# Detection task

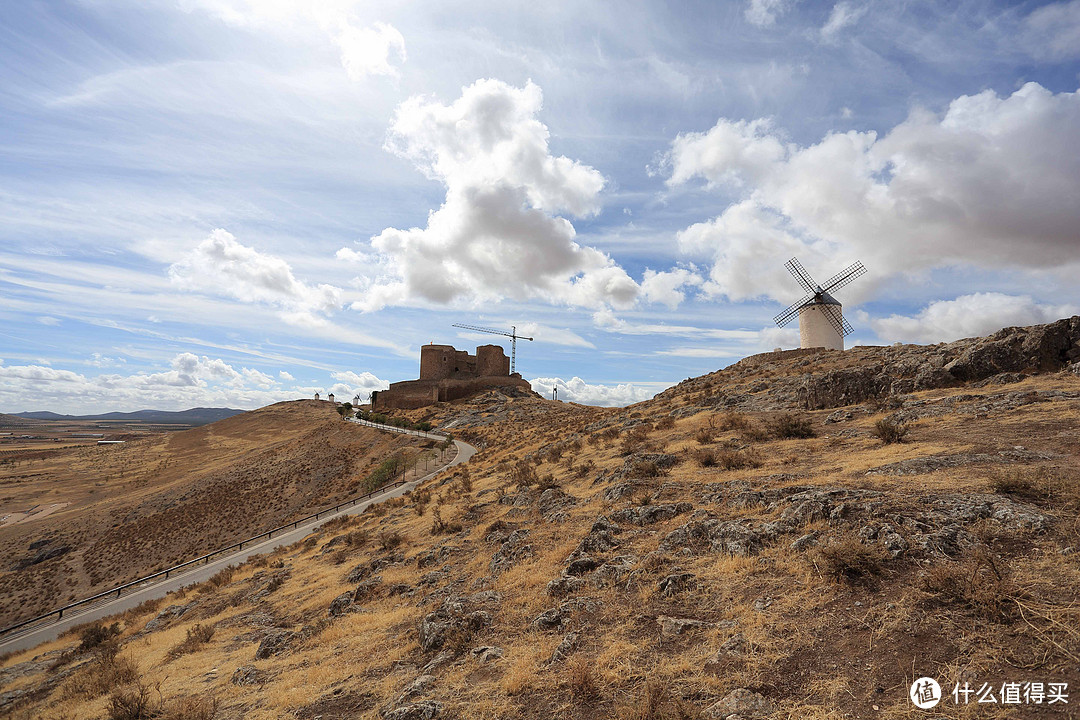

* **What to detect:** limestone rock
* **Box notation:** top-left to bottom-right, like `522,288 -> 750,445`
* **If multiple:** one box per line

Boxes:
704,688 -> 775,719
657,616 -> 711,641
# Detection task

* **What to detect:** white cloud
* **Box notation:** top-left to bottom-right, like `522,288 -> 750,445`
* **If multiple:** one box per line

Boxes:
180,0 -> 406,79
37,316 -> 61,326
745,0 -> 794,28
335,21 -> 406,79
871,293 -> 1079,344
344,79 -> 641,312
1021,0 -> 1080,61
665,118 -> 785,188
330,370 -> 390,394
529,376 -> 668,407
169,229 -> 343,325
666,83 -> 1080,304
88,353 -> 127,368
640,268 -> 704,309
0,353 -> 384,414
278,370 -> 295,381
821,2 -> 867,40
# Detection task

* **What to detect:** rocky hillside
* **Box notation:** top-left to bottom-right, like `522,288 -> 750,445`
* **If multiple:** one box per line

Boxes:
3,319 -> 1079,720
0,401 -> 429,627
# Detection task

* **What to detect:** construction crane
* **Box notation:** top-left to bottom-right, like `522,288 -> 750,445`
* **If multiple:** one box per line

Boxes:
452,323 -> 533,375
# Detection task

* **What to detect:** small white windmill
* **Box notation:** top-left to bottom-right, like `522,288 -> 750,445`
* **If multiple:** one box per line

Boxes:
773,257 -> 866,351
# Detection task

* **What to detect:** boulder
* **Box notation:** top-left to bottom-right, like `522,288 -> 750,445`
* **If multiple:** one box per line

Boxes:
704,688 -> 775,719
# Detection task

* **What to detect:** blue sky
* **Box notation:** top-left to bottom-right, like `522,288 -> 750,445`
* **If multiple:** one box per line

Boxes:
3,0 -> 1080,412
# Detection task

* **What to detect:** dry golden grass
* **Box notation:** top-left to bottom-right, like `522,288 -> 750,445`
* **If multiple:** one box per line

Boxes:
6,369 -> 1080,720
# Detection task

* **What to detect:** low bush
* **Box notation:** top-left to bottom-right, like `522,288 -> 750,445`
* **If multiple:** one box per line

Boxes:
378,530 -> 403,551
167,624 -> 215,660
770,414 -> 816,439
922,550 -> 1015,621
567,657 -> 601,706
814,536 -> 886,583
872,417 -> 909,444
716,449 -> 762,470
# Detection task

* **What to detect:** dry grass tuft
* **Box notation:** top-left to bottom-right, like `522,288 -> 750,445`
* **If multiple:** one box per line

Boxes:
871,417 -> 909,444
166,623 -> 215,660
921,550 -> 1016,621
567,657 -> 602,706
813,536 -> 886,583
770,414 -> 816,439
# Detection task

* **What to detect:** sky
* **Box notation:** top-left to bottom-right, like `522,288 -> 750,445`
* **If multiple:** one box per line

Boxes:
2,0 -> 1080,413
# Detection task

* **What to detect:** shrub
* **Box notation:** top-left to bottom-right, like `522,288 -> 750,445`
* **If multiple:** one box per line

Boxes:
575,459 -> 594,479
627,459 -> 661,479
167,624 -> 215,659
510,459 -> 537,488
770,414 -> 816,439
107,681 -> 159,720
378,530 -> 403,551
430,506 -> 463,535
694,428 -> 714,445
814,536 -> 886,583
716,449 -> 762,470
872,417 -> 909,444
619,426 -> 650,455
65,653 -> 140,700
716,412 -> 752,432
922,551 -> 1014,621
456,469 -> 473,494
567,657 -> 601,706
654,416 -> 675,430
78,622 -> 121,653
692,448 -> 717,467
207,565 -> 235,588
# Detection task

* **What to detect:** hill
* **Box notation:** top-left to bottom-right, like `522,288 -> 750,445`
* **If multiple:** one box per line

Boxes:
0,401 -> 432,628
4,319 -> 1080,720
12,407 -> 245,425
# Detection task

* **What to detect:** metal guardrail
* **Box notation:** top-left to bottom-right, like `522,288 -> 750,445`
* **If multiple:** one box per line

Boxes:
0,418 -> 454,641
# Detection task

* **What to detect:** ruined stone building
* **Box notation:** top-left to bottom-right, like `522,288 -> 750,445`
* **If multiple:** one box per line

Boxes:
372,343 -> 532,410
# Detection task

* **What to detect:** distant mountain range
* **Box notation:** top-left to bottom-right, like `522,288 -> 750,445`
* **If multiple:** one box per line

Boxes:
11,407 -> 246,425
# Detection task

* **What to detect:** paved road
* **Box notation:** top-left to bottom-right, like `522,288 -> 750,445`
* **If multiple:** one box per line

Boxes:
0,427 -> 475,654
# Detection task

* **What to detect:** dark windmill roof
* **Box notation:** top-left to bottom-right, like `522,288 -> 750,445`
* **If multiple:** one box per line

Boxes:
809,290 -> 841,306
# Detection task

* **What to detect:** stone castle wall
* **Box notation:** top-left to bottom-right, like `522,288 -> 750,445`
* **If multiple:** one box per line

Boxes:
375,343 -> 524,410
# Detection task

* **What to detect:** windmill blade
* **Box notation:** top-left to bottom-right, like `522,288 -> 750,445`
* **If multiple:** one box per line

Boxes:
773,294 -> 813,327
820,304 -> 854,337
820,261 -> 866,294
785,257 -> 818,294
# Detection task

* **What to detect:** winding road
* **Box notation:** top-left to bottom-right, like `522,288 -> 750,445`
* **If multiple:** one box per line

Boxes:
0,421 -> 475,654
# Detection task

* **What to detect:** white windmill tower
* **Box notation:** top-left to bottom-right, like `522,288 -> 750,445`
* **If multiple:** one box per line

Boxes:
773,257 -> 866,351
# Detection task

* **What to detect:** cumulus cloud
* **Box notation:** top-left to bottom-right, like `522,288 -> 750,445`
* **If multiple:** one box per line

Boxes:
181,0 -> 406,79
666,83 -> 1080,303
330,370 -> 390,395
745,0 -> 794,27
170,229 -> 343,325
344,79 -> 641,312
821,2 -> 867,40
529,376 -> 666,407
871,293 -> 1079,344
0,353 -> 391,414
1021,0 -> 1080,61
0,354 -> 268,413
638,268 -> 705,309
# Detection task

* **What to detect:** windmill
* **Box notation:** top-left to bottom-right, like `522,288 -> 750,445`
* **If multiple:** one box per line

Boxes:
773,258 -> 866,351
452,323 -> 533,374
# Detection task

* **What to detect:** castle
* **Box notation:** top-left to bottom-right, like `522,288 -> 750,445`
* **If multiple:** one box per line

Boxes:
371,343 -> 532,410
